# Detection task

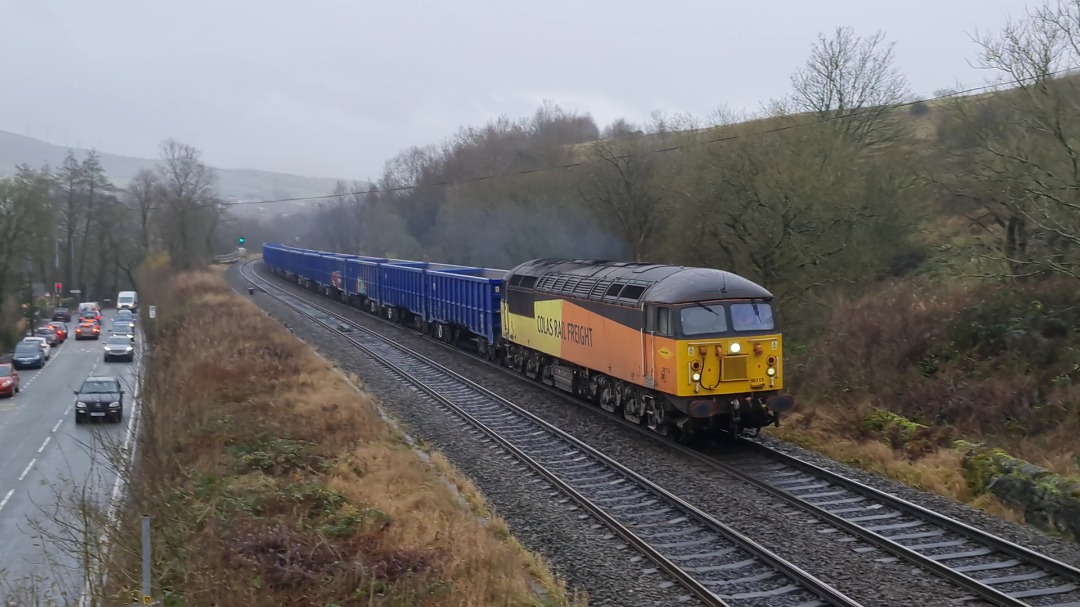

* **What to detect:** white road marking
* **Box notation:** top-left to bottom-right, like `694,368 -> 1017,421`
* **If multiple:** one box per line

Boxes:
0,489 -> 12,512
64,405 -> 71,416
37,436 -> 50,453
18,459 -> 35,481
80,324 -> 144,607
51,418 -> 63,433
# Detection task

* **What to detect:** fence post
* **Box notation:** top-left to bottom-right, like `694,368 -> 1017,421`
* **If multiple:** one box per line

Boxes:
141,515 -> 151,603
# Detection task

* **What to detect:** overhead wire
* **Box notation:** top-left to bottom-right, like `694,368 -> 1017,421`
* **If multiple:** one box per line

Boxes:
200,65 -> 1079,210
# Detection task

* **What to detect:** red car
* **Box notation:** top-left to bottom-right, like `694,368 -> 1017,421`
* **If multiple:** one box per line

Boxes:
0,364 -> 19,397
47,321 -> 68,342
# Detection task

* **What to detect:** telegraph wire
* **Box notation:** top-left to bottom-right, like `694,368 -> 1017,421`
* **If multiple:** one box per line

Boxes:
209,65 -> 1080,210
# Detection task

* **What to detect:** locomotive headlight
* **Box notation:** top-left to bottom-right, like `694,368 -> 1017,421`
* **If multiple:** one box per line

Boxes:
767,367 -> 776,377
729,342 -> 741,354
692,372 -> 702,382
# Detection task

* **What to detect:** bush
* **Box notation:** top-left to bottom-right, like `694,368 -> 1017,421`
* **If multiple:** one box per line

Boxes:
791,277 -> 1080,473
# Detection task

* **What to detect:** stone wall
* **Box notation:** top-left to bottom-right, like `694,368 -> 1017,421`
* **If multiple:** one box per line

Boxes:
956,441 -> 1080,542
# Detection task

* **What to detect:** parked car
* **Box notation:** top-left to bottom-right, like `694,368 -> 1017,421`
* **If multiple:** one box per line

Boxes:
20,336 -> 51,360
73,375 -> 125,423
102,335 -> 135,362
11,342 -> 44,369
52,307 -> 71,322
0,363 -> 19,397
35,326 -> 61,346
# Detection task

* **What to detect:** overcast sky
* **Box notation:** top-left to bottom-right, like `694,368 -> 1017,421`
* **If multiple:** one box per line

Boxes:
0,0 -> 1030,181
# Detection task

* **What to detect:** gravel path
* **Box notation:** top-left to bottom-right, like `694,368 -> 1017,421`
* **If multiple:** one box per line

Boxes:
228,263 -> 1038,607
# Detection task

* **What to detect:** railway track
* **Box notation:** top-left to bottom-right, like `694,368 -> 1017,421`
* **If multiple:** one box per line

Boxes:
708,442 -> 1080,607
240,260 -> 861,607
246,258 -> 1080,607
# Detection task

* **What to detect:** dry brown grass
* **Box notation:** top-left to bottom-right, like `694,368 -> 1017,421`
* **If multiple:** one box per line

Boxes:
766,410 -> 1024,524
771,277 -> 1080,524
105,268 -> 586,606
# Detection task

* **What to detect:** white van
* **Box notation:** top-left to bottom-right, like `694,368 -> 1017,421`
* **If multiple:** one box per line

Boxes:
116,291 -> 138,311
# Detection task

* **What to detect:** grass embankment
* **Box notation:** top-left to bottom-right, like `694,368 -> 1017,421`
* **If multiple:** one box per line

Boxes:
107,269 -> 585,606
769,278 -> 1080,532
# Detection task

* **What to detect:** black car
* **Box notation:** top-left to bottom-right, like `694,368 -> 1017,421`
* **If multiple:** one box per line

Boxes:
74,376 -> 125,423
102,335 -> 135,362
12,343 -> 45,369
52,307 -> 71,322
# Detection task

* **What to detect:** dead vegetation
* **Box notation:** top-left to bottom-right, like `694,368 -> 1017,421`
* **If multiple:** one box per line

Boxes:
102,267 -> 586,606
770,277 -> 1080,526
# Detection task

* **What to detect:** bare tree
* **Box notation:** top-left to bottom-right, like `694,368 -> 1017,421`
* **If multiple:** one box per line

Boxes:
938,0 -> 1080,280
57,151 -> 83,292
0,166 -> 53,314
668,123 -> 917,304
601,118 -> 639,139
577,137 -> 670,261
75,151 -> 114,291
126,168 -> 160,253
155,139 -> 221,270
788,26 -> 911,147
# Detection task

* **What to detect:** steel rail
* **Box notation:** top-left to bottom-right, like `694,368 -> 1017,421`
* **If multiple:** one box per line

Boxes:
249,258 -> 1080,607
241,260 -> 864,607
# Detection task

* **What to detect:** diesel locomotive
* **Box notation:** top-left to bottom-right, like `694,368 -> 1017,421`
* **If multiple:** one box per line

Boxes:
262,243 -> 794,438
501,258 -> 792,438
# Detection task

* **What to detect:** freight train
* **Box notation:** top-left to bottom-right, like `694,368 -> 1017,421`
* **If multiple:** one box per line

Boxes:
261,243 -> 794,439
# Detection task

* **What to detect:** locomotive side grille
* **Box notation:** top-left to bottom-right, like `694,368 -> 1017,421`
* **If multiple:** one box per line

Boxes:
721,356 -> 748,382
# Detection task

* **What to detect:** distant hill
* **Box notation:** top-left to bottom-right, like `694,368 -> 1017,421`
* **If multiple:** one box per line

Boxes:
0,130 -> 354,201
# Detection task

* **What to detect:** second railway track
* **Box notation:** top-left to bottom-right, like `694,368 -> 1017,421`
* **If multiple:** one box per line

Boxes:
705,442 -> 1080,607
240,259 -> 861,607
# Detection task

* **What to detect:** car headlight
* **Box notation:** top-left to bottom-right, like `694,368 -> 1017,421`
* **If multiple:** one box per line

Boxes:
76,402 -> 86,409
125,346 -> 133,352
1,380 -> 10,387
108,401 -> 120,408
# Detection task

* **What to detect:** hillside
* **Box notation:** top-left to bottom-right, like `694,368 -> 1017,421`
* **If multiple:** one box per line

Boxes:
0,129 -> 352,201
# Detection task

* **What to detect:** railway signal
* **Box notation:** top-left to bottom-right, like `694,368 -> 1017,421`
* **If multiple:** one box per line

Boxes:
237,236 -> 246,245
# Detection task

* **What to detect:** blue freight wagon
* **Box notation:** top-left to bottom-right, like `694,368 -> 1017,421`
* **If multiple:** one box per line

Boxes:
344,256 -> 388,309
261,243 -> 508,352
428,266 -> 507,349
377,260 -> 437,322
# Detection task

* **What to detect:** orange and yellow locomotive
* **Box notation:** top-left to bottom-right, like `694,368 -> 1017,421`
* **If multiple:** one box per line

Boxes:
500,259 -> 793,438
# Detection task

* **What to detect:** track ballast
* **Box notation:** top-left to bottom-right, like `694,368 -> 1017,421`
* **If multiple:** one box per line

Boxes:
241,260 -> 862,607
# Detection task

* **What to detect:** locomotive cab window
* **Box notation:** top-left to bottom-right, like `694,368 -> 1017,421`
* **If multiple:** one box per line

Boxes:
731,302 -> 775,332
679,303 -> 728,336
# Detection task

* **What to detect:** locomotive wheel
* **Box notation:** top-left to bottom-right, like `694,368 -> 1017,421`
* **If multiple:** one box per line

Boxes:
646,401 -> 671,436
622,394 -> 643,425
599,384 -> 619,413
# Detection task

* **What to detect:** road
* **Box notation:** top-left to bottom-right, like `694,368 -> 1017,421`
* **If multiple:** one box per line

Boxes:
0,311 -> 143,605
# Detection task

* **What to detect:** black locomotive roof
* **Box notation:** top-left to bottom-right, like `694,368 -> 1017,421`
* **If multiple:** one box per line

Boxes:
506,259 -> 771,306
